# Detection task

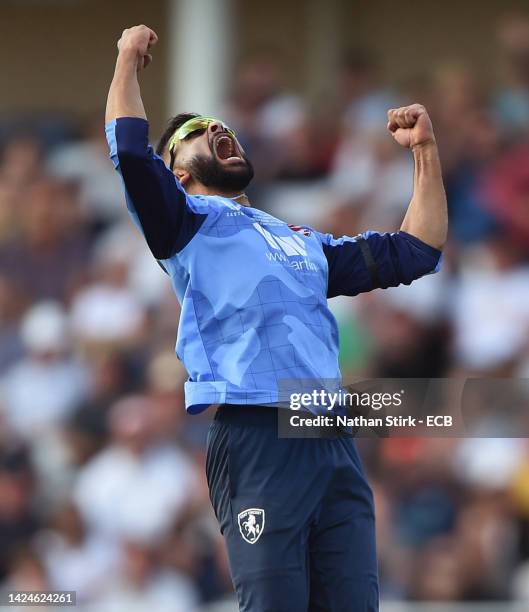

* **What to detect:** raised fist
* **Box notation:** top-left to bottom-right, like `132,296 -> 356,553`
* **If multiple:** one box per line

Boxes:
117,25 -> 158,70
387,104 -> 435,149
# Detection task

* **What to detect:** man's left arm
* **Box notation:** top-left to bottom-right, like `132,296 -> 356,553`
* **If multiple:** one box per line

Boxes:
388,103 -> 447,250
320,104 -> 447,298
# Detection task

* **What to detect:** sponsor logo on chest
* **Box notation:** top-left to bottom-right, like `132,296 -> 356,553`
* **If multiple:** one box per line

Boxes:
252,223 -> 317,272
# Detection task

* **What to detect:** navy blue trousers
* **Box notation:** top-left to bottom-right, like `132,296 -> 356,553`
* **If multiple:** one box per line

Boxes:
206,404 -> 379,611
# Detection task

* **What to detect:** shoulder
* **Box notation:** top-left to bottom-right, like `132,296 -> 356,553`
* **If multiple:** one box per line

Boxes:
185,194 -> 241,215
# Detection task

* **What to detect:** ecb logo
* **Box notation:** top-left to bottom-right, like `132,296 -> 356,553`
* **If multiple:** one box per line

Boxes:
237,508 -> 265,544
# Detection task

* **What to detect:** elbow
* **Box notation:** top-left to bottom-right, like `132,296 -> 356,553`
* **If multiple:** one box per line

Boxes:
416,251 -> 442,280
400,230 -> 446,253
430,237 -> 446,252
146,241 -> 175,261
408,221 -> 448,253
430,224 -> 448,251
399,244 -> 443,285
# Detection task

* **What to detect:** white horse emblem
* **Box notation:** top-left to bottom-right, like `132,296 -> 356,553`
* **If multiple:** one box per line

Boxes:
238,508 -> 265,544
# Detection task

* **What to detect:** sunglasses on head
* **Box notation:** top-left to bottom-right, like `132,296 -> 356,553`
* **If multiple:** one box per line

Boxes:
168,116 -> 237,170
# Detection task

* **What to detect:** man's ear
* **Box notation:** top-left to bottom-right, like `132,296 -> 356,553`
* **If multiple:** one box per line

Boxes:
174,167 -> 191,188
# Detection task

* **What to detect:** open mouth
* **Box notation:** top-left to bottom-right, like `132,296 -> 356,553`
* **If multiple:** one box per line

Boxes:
213,135 -> 243,164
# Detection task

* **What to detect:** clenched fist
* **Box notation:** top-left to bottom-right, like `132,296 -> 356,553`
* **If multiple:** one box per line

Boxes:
117,25 -> 158,70
387,104 -> 435,149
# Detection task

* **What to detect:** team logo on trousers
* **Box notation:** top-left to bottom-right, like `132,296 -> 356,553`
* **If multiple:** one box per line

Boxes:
238,508 -> 265,544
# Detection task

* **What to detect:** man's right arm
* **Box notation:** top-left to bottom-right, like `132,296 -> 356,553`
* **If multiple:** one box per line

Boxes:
105,24 -> 153,123
105,25 -> 207,260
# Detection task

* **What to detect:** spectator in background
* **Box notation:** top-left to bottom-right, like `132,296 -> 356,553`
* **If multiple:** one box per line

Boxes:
35,501 -> 119,604
0,169 -> 25,245
0,446 -> 39,582
0,276 -> 25,375
0,177 -> 90,304
328,49 -> 409,233
339,48 -> 396,136
47,112 -> 128,229
429,63 -> 500,246
87,541 -> 198,612
73,395 -> 199,543
328,124 -> 413,233
69,229 -> 147,349
432,62 -> 523,255
91,220 -> 169,310
357,277 -> 450,379
0,301 -> 89,440
0,547 -> 50,602
494,13 -> 529,137
480,140 -> 529,252
0,136 -> 48,395
225,50 -> 305,144
450,236 -> 529,374
64,351 -> 136,470
146,350 -> 189,444
223,50 -> 306,191
0,134 -> 42,189
430,63 -> 486,171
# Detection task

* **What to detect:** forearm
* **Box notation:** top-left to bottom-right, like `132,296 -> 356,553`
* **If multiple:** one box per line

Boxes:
400,142 -> 447,251
105,49 -> 146,123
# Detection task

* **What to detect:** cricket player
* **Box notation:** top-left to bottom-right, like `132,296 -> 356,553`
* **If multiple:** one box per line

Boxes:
105,25 -> 447,612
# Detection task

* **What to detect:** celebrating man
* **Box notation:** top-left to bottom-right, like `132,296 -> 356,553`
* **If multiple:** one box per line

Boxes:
105,25 -> 447,612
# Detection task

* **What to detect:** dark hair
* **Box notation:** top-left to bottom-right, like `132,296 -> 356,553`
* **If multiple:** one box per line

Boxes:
155,112 -> 200,159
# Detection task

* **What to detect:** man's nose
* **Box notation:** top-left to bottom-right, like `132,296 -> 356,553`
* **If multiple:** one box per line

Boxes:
208,121 -> 225,135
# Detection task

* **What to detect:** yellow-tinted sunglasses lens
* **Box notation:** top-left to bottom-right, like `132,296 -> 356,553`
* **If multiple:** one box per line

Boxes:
176,116 -> 216,140
168,116 -> 236,152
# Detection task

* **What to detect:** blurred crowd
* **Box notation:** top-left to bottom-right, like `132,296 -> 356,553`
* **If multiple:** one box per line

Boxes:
2,11 -> 529,611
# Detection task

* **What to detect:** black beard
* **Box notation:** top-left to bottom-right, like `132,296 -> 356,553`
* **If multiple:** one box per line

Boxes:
187,154 -> 254,193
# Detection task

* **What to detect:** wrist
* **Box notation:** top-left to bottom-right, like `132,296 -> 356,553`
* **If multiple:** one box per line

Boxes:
412,139 -> 437,154
116,46 -> 140,68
